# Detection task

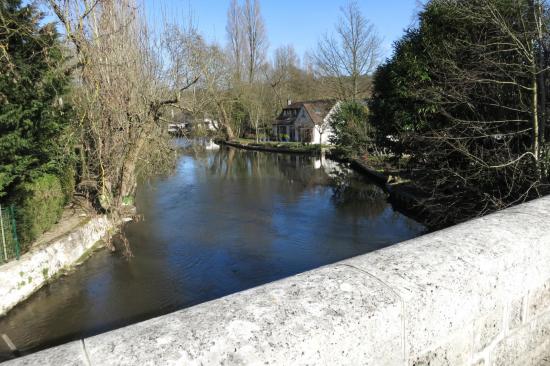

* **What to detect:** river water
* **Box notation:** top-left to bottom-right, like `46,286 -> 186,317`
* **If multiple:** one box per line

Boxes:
0,142 -> 425,361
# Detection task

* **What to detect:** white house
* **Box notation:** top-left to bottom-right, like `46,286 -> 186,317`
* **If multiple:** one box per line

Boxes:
271,100 -> 340,144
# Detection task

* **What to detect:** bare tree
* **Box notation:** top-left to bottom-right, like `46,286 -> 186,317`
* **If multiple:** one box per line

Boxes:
268,45 -> 300,106
193,39 -> 241,140
313,0 -> 382,101
226,0 -> 245,83
46,0 -> 199,215
243,65 -> 277,142
242,0 -> 268,84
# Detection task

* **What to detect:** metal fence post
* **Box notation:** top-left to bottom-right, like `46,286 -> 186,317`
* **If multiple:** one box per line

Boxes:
9,205 -> 20,260
0,204 -> 7,263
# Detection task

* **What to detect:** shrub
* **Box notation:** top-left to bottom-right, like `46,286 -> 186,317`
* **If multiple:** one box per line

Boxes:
15,174 -> 65,246
58,164 -> 76,205
329,101 -> 374,158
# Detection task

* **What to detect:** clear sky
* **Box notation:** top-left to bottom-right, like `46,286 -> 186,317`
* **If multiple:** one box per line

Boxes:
143,0 -> 423,62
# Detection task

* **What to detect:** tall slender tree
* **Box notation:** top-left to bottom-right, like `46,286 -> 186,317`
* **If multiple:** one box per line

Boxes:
226,0 -> 245,83
242,0 -> 268,84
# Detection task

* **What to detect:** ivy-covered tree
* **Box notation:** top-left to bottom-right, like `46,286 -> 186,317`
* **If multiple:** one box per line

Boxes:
0,0 -> 72,199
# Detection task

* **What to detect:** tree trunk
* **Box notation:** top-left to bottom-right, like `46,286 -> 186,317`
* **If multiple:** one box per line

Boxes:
117,132 -> 148,209
255,117 -> 259,142
218,102 -> 235,140
530,0 -> 544,180
534,0 -> 548,177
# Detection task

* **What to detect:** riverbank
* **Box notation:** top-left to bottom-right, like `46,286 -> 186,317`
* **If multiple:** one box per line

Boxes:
0,211 -> 113,317
217,139 -> 330,155
339,155 -> 433,229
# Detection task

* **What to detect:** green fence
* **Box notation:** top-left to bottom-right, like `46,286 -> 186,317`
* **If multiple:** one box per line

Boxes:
0,204 -> 21,264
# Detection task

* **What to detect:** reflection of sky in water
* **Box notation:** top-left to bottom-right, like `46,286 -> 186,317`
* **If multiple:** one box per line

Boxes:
0,144 -> 425,361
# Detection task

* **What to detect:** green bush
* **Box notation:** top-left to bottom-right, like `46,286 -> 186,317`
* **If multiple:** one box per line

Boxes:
15,174 -> 65,246
58,164 -> 76,205
329,101 -> 374,158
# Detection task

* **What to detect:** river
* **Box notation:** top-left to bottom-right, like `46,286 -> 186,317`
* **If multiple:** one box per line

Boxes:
0,142 -> 425,361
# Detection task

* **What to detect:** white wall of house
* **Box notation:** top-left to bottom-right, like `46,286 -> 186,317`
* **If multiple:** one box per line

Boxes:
312,126 -> 332,144
312,102 -> 340,145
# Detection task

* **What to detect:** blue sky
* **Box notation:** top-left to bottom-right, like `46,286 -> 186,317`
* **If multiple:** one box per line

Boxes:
144,0 -> 423,62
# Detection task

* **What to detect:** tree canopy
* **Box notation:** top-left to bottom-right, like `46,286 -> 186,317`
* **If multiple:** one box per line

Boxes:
370,0 -> 550,226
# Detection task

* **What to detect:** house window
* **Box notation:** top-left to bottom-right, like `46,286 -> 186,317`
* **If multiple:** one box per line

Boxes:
278,126 -> 289,141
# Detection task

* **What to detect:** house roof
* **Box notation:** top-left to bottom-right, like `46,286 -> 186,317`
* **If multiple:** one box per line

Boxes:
273,100 -> 337,126
302,100 -> 335,125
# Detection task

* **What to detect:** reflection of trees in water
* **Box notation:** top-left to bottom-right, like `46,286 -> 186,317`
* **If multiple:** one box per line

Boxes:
330,169 -> 389,219
189,145 -> 392,221
275,154 -> 331,189
206,147 -> 332,187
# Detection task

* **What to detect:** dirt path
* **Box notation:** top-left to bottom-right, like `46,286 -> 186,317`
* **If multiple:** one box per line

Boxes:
30,199 -> 95,251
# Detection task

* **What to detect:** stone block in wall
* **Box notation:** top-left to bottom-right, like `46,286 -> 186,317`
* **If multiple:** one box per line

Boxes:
409,326 -> 474,366
508,296 -> 526,330
471,359 -> 486,366
473,305 -> 503,352
492,310 -> 550,366
6,341 -> 88,366
505,338 -> 550,366
528,278 -> 550,319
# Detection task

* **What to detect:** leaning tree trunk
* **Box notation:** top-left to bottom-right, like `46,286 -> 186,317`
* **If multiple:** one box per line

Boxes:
217,102 -> 235,140
116,131 -> 148,210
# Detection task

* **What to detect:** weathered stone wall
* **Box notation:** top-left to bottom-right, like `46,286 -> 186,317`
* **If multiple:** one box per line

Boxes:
0,216 -> 112,317
5,197 -> 550,365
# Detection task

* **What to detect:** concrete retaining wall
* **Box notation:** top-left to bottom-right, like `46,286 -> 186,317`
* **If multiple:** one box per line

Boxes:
0,215 -> 112,317
6,197 -> 550,365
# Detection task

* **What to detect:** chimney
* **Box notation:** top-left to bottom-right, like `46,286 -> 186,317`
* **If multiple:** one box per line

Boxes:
287,98 -> 292,106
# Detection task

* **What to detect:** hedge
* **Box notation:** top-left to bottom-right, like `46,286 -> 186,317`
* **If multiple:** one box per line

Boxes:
15,173 -> 67,246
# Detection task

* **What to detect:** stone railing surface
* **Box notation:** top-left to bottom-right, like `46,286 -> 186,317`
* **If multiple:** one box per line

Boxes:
5,197 -> 550,365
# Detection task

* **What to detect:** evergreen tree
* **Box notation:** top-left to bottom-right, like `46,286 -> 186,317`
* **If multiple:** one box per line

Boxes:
0,0 -> 72,199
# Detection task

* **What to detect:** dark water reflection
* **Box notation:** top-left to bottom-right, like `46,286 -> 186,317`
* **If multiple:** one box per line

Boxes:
0,143 -> 424,361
